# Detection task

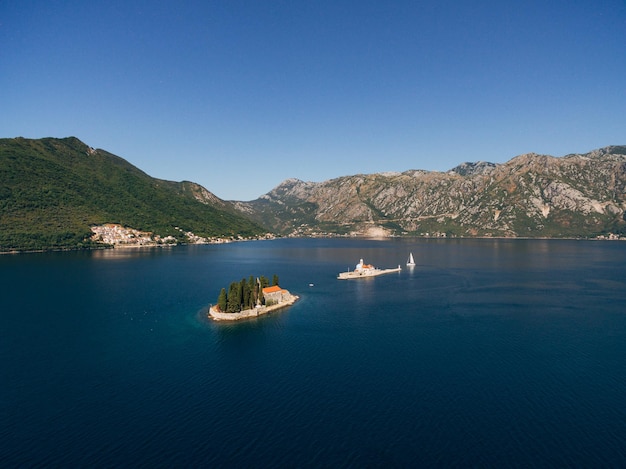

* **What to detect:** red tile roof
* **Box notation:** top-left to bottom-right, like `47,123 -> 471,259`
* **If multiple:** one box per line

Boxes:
262,285 -> 282,294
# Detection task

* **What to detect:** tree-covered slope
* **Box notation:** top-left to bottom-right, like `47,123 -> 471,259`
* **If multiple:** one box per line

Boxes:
0,137 -> 264,251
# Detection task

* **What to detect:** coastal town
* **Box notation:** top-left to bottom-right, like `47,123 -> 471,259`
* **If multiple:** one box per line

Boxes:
90,224 -> 177,246
90,224 -> 276,247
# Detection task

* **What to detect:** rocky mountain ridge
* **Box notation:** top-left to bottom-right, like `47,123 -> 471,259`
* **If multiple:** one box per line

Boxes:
3,137 -> 625,252
239,146 -> 626,238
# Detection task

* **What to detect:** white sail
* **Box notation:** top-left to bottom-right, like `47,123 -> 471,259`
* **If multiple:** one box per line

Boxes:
407,252 -> 415,266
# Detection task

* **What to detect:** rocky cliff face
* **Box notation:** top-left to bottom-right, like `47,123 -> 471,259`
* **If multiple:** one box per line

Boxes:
239,146 -> 626,238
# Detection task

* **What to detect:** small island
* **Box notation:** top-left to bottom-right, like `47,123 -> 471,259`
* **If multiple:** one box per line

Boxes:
337,258 -> 401,279
209,274 -> 298,321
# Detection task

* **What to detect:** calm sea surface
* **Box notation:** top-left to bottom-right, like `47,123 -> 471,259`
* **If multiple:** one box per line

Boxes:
2,238 -> 626,467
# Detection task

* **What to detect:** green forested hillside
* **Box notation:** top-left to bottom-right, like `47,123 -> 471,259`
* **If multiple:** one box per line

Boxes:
0,137 -> 264,251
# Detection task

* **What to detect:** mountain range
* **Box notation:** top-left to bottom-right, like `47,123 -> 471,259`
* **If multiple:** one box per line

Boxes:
239,146 -> 626,239
1,137 -> 625,252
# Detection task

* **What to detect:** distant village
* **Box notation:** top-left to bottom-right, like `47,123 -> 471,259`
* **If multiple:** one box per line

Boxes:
90,224 -> 276,247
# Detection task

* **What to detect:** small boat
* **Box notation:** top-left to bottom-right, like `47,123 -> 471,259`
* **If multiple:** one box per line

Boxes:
406,252 -> 416,266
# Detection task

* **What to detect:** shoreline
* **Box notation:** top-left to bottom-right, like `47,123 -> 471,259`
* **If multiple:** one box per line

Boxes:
2,234 -> 624,255
208,293 -> 299,321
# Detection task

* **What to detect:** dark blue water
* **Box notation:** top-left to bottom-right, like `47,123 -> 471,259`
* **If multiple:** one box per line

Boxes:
2,238 -> 626,466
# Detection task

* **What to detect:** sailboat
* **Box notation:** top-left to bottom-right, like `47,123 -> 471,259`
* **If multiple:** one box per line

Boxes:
406,252 -> 416,266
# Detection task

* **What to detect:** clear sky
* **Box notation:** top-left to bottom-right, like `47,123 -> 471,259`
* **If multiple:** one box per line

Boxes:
2,1 -> 625,200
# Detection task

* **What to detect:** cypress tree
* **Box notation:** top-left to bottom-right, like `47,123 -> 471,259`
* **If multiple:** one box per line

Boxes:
227,281 -> 241,313
253,277 -> 260,306
248,276 -> 256,308
241,278 -> 250,310
217,288 -> 227,312
272,274 -> 279,286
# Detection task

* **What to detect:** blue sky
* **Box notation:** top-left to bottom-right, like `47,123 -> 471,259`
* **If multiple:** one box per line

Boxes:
2,1 -> 625,200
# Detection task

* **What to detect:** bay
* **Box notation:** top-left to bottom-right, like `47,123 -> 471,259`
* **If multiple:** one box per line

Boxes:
1,238 -> 626,466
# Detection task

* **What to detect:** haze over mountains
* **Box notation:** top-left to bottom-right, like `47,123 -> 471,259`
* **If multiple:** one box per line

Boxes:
1,137 -> 625,251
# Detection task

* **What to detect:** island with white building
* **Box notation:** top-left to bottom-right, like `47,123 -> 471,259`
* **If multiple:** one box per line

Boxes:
337,258 -> 401,279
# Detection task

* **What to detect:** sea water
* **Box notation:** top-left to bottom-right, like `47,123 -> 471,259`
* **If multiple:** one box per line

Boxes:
1,238 -> 626,466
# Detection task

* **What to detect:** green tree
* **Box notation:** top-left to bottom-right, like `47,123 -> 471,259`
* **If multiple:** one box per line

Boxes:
272,274 -> 279,286
217,288 -> 227,312
241,278 -> 250,310
226,281 -> 241,313
248,276 -> 256,308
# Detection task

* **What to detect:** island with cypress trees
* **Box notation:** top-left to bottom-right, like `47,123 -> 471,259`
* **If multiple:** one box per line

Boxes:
209,274 -> 298,321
